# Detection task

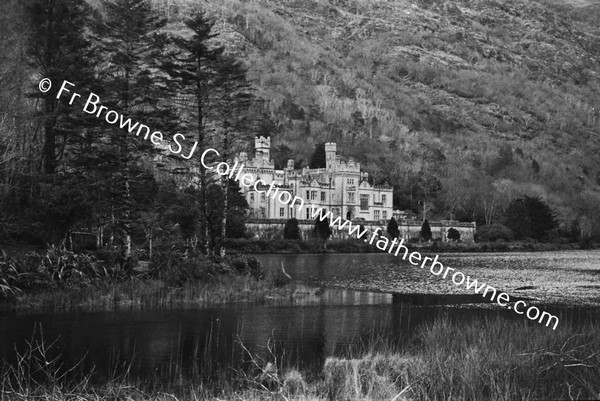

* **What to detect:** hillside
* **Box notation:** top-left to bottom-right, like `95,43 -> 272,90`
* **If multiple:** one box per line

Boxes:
121,0 -> 600,235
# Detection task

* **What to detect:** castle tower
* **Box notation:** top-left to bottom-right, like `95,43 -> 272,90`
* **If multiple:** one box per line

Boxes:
255,136 -> 271,163
325,142 -> 337,169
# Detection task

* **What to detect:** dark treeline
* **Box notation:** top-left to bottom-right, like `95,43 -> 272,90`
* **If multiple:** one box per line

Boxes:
0,0 -> 259,264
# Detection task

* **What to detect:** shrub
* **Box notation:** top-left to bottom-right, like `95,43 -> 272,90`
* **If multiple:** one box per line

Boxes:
283,218 -> 301,240
476,223 -> 513,242
447,228 -> 461,242
40,245 -> 108,287
223,255 -> 265,280
146,249 -> 218,285
386,217 -> 400,238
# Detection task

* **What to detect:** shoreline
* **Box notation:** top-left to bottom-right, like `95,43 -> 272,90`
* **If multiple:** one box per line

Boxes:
226,238 -> 590,254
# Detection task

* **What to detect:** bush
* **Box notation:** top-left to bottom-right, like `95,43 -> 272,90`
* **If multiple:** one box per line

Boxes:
283,218 -> 301,240
447,228 -> 461,242
146,249 -> 219,285
476,224 -> 513,242
223,255 -> 265,280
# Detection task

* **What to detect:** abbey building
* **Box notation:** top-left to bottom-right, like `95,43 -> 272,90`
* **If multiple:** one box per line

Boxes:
234,137 -> 394,222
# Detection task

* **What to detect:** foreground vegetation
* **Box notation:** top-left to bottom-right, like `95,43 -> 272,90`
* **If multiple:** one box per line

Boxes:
1,316 -> 598,400
0,246 -> 293,311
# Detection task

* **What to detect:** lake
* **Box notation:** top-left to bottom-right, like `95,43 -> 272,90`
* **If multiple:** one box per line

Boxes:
1,251 -> 599,382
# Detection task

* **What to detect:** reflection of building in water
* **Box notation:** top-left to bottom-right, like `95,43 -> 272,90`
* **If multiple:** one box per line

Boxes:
236,137 -> 394,222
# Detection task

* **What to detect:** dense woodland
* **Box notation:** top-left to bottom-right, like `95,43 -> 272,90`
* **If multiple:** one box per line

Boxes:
1,0 -> 600,264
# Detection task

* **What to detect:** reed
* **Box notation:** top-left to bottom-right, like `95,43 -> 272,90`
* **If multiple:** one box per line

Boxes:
2,316 -> 600,400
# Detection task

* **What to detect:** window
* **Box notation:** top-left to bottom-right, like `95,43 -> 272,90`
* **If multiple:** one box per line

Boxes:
383,211 -> 387,220
311,190 -> 317,200
306,209 -> 311,219
382,195 -> 387,205
321,191 -> 326,201
250,193 -> 255,203
280,208 -> 285,217
360,194 -> 369,210
347,178 -> 355,185
348,192 -> 355,203
306,190 -> 310,199
374,210 -> 380,220
261,193 -> 266,202
333,207 -> 340,216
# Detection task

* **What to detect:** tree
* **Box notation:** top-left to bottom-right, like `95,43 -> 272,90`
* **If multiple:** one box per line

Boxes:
273,144 -> 294,170
94,0 -> 177,267
166,11 -> 225,255
284,218 -> 301,240
420,219 -> 432,241
447,227 -> 461,242
505,196 -> 557,241
210,55 -> 255,256
309,142 -> 327,169
313,217 -> 331,245
204,179 -> 249,251
26,0 -> 95,174
32,173 -> 93,247
387,217 -> 399,238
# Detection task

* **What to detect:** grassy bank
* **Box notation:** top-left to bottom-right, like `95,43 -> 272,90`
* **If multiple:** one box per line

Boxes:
2,316 -> 599,400
0,246 -> 296,311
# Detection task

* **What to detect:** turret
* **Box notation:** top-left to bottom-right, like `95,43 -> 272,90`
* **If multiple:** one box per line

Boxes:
254,136 -> 270,162
325,142 -> 337,169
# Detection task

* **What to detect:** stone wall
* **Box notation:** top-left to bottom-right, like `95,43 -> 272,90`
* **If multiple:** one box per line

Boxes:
246,219 -> 476,243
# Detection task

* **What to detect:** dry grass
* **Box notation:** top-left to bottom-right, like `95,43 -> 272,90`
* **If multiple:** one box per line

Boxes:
3,316 -> 599,400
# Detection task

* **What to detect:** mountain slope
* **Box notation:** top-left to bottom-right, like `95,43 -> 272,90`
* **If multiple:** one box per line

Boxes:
160,0 -> 600,234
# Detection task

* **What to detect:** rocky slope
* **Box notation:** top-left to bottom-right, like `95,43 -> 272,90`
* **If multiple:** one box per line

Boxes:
156,0 -> 600,233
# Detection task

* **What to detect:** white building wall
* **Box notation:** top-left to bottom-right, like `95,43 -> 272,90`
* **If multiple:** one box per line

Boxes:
236,137 -> 394,223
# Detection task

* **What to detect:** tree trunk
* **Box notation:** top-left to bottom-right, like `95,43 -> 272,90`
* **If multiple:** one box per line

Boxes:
220,175 -> 229,257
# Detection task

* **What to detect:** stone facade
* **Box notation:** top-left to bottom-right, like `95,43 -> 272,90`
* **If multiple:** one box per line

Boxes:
235,137 -> 394,222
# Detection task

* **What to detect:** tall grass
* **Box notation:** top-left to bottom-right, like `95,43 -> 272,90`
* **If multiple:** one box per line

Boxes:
322,317 -> 600,400
3,316 -> 598,400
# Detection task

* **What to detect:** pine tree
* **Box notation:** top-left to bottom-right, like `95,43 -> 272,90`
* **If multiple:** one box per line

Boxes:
211,55 -> 254,256
93,0 -> 178,267
26,0 -> 96,174
420,219 -> 432,241
506,196 -> 557,241
166,11 -> 225,255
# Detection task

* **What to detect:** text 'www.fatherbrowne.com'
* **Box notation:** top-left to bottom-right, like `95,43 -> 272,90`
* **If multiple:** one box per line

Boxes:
40,77 -> 559,330
307,205 -> 560,330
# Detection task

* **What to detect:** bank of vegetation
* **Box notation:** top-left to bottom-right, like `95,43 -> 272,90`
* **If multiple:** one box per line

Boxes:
2,316 -> 598,400
0,246 -> 293,311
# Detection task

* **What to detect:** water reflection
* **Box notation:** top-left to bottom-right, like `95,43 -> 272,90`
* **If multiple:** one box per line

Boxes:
1,251 -> 599,382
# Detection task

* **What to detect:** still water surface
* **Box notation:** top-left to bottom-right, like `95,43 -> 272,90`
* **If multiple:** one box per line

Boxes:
1,252 -> 598,381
